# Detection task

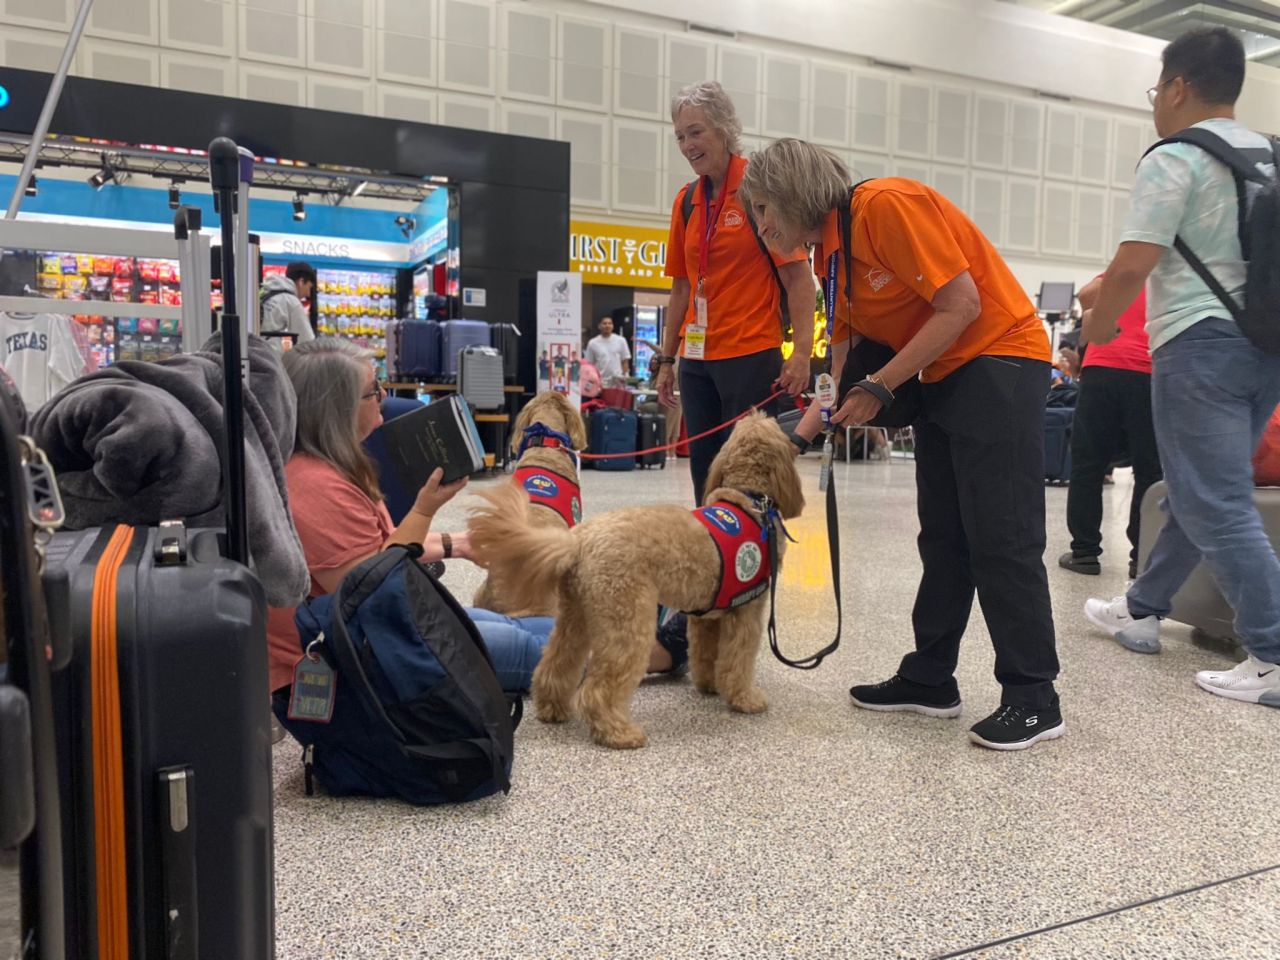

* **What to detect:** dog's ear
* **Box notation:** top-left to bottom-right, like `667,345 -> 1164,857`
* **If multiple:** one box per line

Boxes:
769,422 -> 806,519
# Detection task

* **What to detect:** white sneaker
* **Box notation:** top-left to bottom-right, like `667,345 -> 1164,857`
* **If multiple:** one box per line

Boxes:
1084,596 -> 1162,654
1195,655 -> 1280,706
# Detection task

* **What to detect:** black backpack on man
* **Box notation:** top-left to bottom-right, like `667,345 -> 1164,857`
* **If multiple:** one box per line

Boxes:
1142,127 -> 1280,354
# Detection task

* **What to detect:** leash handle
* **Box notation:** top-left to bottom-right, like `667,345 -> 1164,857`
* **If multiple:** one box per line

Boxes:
768,455 -> 841,670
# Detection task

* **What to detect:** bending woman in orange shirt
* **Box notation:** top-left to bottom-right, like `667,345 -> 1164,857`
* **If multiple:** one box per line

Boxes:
654,82 -> 815,505
742,139 -> 1063,752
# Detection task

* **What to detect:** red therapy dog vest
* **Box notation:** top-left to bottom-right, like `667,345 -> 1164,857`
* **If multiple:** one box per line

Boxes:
515,465 -> 581,527
692,501 -> 772,611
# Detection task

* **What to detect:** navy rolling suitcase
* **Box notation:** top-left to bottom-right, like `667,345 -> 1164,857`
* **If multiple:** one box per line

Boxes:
488,323 -> 522,383
440,320 -> 491,377
1044,407 -> 1073,484
400,320 -> 442,379
589,408 -> 637,472
636,411 -> 666,469
9,139 -> 275,960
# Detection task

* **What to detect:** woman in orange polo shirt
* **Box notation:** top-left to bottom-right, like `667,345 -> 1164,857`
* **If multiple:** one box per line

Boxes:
741,139 -> 1063,752
654,82 -> 815,505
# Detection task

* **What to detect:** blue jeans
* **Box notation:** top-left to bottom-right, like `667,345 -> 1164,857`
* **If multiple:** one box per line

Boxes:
464,608 -> 554,695
1128,318 -> 1280,663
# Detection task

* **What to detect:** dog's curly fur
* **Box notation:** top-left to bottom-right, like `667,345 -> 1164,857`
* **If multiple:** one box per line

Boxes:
467,413 -> 804,749
471,390 -> 587,617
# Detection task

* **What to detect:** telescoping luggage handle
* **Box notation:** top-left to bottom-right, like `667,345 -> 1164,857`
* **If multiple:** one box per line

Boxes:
207,138 -> 253,566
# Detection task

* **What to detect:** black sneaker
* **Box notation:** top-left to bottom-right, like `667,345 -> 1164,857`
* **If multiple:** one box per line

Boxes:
849,675 -> 962,718
968,699 -> 1065,751
1058,551 -> 1101,576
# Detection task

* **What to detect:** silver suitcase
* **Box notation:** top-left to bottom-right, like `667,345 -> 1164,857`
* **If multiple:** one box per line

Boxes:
1137,481 -> 1280,642
458,345 -> 505,410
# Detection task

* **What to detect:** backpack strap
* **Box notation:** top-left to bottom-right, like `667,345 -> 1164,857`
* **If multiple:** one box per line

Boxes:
1143,127 -> 1274,185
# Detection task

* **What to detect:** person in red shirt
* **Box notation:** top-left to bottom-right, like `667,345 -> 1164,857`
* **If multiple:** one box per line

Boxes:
742,139 -> 1062,751
1059,277 -> 1162,579
655,81 -> 815,505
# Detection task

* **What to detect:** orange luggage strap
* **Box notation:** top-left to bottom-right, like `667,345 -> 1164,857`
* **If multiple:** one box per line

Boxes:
91,525 -> 134,960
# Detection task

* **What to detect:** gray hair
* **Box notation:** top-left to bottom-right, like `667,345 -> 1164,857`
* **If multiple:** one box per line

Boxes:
739,139 -> 851,250
670,81 -> 743,155
282,337 -> 382,502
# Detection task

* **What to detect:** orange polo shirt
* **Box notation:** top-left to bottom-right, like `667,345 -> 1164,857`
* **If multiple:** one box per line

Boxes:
817,178 -> 1048,382
665,154 -> 808,361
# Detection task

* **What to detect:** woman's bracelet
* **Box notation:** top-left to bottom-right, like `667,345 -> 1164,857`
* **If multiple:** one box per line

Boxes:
653,355 -> 677,366
440,532 -> 453,559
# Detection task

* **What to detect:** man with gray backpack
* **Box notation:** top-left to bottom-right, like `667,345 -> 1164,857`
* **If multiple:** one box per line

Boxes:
1082,26 -> 1280,708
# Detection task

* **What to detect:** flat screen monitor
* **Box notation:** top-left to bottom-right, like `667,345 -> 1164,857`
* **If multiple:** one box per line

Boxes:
1038,281 -> 1075,313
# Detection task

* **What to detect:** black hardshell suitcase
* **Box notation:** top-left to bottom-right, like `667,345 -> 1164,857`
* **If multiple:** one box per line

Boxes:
488,323 -> 521,382
42,524 -> 274,960
636,411 -> 666,469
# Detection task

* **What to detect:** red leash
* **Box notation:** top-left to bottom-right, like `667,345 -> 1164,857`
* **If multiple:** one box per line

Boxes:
578,389 -> 789,460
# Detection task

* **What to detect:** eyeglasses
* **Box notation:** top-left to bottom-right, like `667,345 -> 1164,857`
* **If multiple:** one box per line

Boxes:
361,381 -> 385,402
1146,77 -> 1180,106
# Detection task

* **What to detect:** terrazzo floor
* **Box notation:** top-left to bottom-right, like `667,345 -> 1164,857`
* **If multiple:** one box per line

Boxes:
272,455 -> 1280,960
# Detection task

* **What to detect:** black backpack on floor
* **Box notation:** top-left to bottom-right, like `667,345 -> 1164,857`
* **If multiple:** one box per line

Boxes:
1142,127 -> 1280,354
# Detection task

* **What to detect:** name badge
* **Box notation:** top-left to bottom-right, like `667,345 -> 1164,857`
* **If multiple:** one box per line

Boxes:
815,372 -> 836,411
685,322 -> 707,360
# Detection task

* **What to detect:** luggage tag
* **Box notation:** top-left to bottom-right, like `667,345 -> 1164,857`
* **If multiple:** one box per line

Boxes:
287,638 -> 336,724
816,373 -> 837,492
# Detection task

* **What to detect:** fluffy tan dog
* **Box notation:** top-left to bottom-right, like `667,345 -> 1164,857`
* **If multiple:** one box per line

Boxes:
467,413 -> 804,749
472,390 -> 587,618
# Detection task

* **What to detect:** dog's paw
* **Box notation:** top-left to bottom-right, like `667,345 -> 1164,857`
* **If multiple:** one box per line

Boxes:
727,687 -> 768,715
592,723 -> 648,750
535,699 -> 573,724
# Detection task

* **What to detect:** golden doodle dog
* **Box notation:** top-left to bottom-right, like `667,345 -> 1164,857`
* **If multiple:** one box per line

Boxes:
467,413 -> 804,749
471,390 -> 586,618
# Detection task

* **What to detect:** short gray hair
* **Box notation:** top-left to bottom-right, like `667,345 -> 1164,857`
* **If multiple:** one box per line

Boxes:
282,337 -> 382,501
739,139 -> 851,249
670,81 -> 743,155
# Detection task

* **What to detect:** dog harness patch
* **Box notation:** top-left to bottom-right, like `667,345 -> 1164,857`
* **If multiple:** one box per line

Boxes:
515,465 -> 582,526
691,501 -> 772,612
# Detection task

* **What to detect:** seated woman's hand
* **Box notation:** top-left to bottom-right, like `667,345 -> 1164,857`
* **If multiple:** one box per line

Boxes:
412,468 -> 469,520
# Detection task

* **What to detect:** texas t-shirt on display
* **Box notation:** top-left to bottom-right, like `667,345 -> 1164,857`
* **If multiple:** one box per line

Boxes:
0,313 -> 89,411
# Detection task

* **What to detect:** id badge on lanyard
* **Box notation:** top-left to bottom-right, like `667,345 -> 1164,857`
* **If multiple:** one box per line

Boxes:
687,184 -> 724,361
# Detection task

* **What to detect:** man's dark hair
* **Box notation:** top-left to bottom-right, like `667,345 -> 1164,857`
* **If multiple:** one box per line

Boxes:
1161,26 -> 1246,106
285,260 -> 317,285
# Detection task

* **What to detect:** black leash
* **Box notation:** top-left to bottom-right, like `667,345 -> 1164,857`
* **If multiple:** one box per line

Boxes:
767,461 -> 841,669
766,187 -> 856,670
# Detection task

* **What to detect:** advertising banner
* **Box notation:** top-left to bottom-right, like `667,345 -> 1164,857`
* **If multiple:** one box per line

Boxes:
535,271 -> 583,407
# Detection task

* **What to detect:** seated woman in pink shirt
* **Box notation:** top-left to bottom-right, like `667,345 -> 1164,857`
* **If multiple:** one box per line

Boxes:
266,338 -> 555,696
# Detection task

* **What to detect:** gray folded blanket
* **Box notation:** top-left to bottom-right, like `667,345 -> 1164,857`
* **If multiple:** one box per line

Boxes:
30,335 -> 309,607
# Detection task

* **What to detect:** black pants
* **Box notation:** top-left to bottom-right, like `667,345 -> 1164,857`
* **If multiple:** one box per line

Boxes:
900,356 -> 1059,708
1067,366 -> 1163,564
679,349 -> 782,505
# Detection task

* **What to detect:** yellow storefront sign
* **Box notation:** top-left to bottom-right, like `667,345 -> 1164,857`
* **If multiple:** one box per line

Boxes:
569,220 -> 671,290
